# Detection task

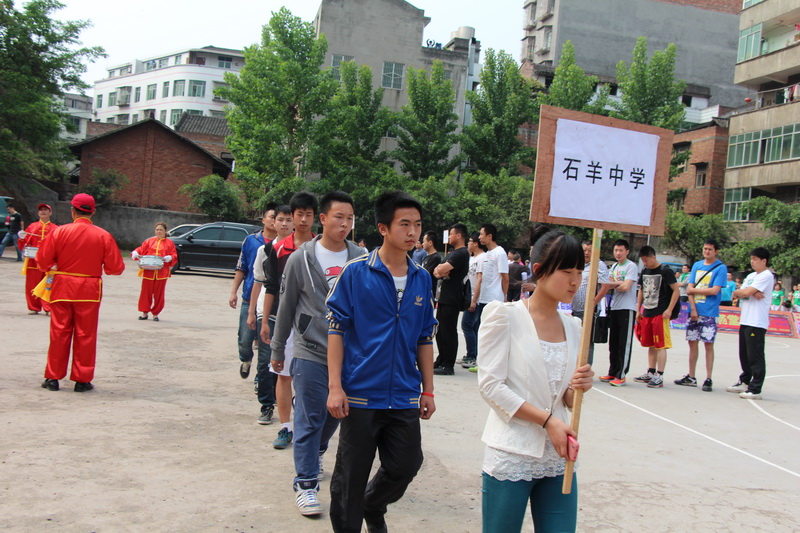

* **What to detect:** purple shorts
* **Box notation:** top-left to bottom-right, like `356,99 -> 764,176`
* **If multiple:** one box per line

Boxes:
685,315 -> 718,343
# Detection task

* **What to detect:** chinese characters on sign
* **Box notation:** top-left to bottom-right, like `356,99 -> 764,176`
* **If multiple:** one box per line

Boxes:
549,118 -> 660,226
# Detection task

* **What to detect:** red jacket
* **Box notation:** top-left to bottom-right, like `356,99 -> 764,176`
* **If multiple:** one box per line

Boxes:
18,220 -> 57,270
36,217 -> 125,302
134,237 -> 178,280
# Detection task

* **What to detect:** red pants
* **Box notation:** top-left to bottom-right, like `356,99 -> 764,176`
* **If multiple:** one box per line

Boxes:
45,300 -> 100,382
25,268 -> 51,312
138,278 -> 167,315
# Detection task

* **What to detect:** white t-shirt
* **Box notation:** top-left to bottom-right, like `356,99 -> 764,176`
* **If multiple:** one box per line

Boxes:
479,246 -> 508,304
393,275 -> 407,308
467,253 -> 482,298
739,269 -> 774,329
252,242 -> 272,318
315,240 -> 348,291
609,260 -> 639,311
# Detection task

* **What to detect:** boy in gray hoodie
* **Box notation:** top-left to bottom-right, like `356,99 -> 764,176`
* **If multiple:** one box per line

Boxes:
270,191 -> 366,517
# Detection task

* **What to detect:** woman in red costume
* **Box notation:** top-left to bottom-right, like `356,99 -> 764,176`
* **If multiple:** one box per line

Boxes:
131,222 -> 177,321
18,203 -> 58,315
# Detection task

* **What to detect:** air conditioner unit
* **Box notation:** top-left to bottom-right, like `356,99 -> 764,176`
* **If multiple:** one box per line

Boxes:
118,95 -> 130,106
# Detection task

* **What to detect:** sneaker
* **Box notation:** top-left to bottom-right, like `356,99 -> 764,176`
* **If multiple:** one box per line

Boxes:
433,366 -> 454,375
239,361 -> 251,379
739,390 -> 762,400
674,374 -> 697,387
634,372 -> 653,383
273,427 -> 293,449
647,374 -> 664,388
295,488 -> 322,516
702,378 -> 713,392
609,377 -> 626,387
461,358 -> 476,369
468,364 -> 478,373
726,381 -> 748,393
599,375 -> 614,382
258,407 -> 274,425
317,455 -> 324,481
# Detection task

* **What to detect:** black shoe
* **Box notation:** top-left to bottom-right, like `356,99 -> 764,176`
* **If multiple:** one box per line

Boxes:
433,367 -> 454,375
153,316 -> 159,322
74,382 -> 94,392
41,379 -> 59,391
702,378 -> 713,392
138,314 -> 148,320
240,361 -> 251,379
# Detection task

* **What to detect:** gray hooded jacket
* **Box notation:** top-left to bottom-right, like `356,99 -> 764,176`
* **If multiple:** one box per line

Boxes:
270,236 -> 365,366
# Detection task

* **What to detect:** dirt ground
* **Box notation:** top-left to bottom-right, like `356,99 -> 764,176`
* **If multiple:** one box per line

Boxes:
1,256 -> 798,532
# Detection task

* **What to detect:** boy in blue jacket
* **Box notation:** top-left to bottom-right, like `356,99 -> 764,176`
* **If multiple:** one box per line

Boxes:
326,191 -> 438,533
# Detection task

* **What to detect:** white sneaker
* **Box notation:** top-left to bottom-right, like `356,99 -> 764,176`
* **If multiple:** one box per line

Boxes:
317,455 -> 324,481
296,488 -> 322,516
726,381 -> 748,393
739,391 -> 762,400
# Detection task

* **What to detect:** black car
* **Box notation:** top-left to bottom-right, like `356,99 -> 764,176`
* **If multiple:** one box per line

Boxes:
167,223 -> 201,238
170,222 -> 261,273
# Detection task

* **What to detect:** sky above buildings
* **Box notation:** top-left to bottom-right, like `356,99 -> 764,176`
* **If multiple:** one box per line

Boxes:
49,0 -> 523,87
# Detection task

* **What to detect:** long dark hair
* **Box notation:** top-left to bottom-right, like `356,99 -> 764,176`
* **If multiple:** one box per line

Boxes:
528,225 -> 584,281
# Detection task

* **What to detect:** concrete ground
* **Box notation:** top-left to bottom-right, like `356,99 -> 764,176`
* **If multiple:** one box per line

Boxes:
1,256 -> 798,532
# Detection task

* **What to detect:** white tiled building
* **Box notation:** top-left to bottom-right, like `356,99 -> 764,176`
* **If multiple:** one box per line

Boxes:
91,46 -> 244,127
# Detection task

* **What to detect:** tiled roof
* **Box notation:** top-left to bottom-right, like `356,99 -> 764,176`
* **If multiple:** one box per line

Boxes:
174,114 -> 231,137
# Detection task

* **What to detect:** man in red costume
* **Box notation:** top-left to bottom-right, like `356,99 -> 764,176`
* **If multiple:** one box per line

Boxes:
36,193 -> 125,392
18,203 -> 58,315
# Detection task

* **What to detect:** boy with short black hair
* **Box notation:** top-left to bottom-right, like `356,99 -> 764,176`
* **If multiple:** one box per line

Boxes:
633,246 -> 679,388
326,191 -> 438,533
601,239 -> 639,386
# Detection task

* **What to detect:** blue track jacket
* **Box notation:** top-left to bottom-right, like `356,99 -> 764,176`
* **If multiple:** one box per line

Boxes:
326,248 -> 438,410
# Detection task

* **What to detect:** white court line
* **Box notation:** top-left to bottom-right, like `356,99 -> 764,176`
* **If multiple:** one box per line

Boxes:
748,375 -> 800,432
591,388 -> 800,480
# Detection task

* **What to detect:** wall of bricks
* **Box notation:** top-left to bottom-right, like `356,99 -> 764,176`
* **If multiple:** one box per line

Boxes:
77,122 -> 218,212
669,123 -> 730,215
652,0 -> 740,15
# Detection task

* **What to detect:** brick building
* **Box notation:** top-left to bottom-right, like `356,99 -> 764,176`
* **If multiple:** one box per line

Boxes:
70,119 -> 231,212
669,118 -> 731,215
174,114 -> 233,161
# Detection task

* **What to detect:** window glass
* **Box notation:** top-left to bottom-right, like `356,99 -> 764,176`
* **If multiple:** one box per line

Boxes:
188,80 -> 206,97
192,227 -> 223,240
173,80 -> 185,97
222,228 -> 248,242
381,62 -> 404,90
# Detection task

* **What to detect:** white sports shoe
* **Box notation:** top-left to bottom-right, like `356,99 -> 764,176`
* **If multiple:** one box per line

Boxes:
739,391 -> 762,400
726,381 -> 748,393
317,455 -> 324,481
296,488 -> 322,516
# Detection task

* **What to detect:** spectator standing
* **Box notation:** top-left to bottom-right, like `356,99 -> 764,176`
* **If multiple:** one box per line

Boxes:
792,285 -> 800,312
506,250 -> 527,302
675,240 -> 727,392
421,230 -> 441,301
411,240 -> 426,265
720,272 -> 736,306
600,239 -> 639,387
0,205 -> 23,261
770,283 -> 784,311
727,248 -> 774,400
678,264 -> 691,303
433,223 -> 470,375
460,232 -> 485,369
570,240 -> 610,365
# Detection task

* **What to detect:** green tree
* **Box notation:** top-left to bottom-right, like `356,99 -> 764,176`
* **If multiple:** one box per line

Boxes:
78,168 -> 128,205
307,61 -> 394,187
662,206 -> 737,264
721,197 -> 800,276
180,174 -> 246,221
535,41 -> 609,116
0,0 -> 104,184
611,37 -> 687,131
394,61 -> 462,181
461,49 -> 537,174
217,7 -> 336,202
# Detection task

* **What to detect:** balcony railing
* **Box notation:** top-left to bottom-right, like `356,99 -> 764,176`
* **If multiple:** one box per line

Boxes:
754,83 -> 800,110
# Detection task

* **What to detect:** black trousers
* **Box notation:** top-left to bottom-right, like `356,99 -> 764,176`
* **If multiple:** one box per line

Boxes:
607,309 -> 635,379
434,303 -> 460,369
738,325 -> 766,393
571,310 -> 595,366
329,408 -> 423,533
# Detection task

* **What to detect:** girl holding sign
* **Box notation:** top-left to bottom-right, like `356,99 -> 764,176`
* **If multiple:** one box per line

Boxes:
477,226 -> 594,533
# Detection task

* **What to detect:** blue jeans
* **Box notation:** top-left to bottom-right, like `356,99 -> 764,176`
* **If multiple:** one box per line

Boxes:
255,316 -> 276,412
461,306 -> 481,358
0,232 -> 21,261
482,472 -> 577,533
238,299 -> 256,362
291,357 -> 340,489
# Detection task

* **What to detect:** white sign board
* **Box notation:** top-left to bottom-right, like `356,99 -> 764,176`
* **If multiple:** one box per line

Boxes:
548,118 -> 660,227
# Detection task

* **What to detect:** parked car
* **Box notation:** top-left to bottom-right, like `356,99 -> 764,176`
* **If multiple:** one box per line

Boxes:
167,223 -> 201,238
170,222 -> 261,273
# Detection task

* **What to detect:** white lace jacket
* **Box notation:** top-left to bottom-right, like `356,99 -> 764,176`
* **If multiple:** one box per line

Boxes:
477,300 -> 580,458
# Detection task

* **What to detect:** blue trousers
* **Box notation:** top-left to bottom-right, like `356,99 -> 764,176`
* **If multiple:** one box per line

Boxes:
461,306 -> 481,358
237,299 -> 256,362
291,357 -> 340,489
482,472 -> 577,533
254,316 -> 276,412
0,232 -> 22,261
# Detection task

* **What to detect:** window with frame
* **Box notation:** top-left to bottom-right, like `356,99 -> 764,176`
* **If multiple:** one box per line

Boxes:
218,56 -> 233,69
173,80 -> 185,97
210,110 -> 226,118
331,54 -> 354,80
131,113 -> 139,124
673,143 -> 690,173
134,87 -> 141,103
742,0 -> 765,8
158,58 -> 168,69
762,124 -> 800,163
67,116 -> 81,129
159,109 -> 167,123
170,109 -> 183,125
174,55 -> 182,65
382,62 -> 404,90
162,81 -> 170,98
543,27 -> 552,50
727,131 -> 761,168
106,117 -> 114,123
108,91 -> 117,106
96,94 -> 103,108
116,114 -> 129,125
723,187 -> 751,221
146,84 -> 157,100
145,61 -> 156,71
186,109 -> 203,115
695,166 -> 707,187
188,80 -> 206,97
737,24 -> 762,62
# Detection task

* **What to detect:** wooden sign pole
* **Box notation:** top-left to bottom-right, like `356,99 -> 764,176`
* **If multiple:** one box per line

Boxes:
562,227 -> 602,494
